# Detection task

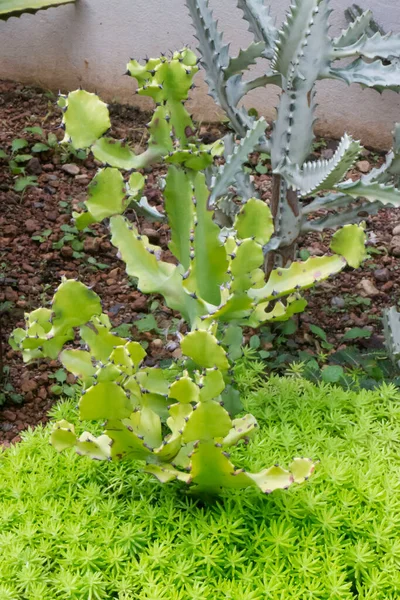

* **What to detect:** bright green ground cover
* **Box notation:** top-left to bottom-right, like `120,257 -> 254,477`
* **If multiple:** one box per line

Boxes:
1,358 -> 400,599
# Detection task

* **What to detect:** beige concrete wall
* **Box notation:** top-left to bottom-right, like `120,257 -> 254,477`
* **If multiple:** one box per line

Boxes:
1,0 -> 400,148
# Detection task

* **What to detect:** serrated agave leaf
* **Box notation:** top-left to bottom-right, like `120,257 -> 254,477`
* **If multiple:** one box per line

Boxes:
145,464 -> 191,484
234,198 -> 274,244
79,382 -> 132,421
62,90 -> 110,149
290,457 -> 315,483
105,420 -> 151,461
76,433 -> 111,461
383,307 -> 400,365
198,368 -> 226,403
169,374 -> 200,404
0,0 -> 74,19
336,178 -> 400,206
271,89 -> 316,170
272,0 -> 329,79
164,166 -> 193,269
249,255 -> 347,302
330,59 -> 400,92
51,280 -> 102,336
182,400 -> 232,442
333,9 -> 372,48
190,442 -> 253,492
50,420 -> 76,452
209,119 -> 267,206
136,368 -> 169,396
186,172 -> 229,305
222,414 -> 258,447
85,168 -> 126,222
181,329 -> 229,370
224,41 -> 266,79
333,32 -> 400,61
330,224 -> 366,268
286,134 -> 362,196
236,0 -> 277,59
91,138 -> 138,170
246,465 -> 294,493
60,349 -> 95,380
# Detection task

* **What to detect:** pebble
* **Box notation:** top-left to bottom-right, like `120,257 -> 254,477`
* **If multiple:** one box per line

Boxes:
25,218 -> 39,233
151,339 -> 164,349
61,246 -> 73,258
21,380 -> 38,393
172,348 -> 183,359
358,278 -> 380,297
62,163 -> 80,176
389,235 -> 400,256
27,157 -> 42,175
392,224 -> 400,236
373,268 -> 390,283
382,281 -> 394,293
331,296 -> 345,308
356,160 -> 371,174
142,228 -> 160,243
83,237 -> 101,253
2,410 -> 17,422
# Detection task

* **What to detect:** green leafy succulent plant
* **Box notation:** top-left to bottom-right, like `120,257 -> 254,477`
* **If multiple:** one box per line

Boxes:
186,0 -> 400,273
10,279 -> 314,495
55,50 -> 367,330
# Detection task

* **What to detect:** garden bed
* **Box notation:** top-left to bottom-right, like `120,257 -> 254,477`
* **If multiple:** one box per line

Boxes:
1,79 -> 400,445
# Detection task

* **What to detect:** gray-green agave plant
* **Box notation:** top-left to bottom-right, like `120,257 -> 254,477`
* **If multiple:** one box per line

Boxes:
186,0 -> 400,272
0,0 -> 74,20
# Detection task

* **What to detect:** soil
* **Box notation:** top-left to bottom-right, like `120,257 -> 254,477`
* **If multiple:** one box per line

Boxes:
0,80 -> 399,446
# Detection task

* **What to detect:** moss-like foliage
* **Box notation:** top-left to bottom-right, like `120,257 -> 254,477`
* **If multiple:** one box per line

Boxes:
1,370 -> 400,598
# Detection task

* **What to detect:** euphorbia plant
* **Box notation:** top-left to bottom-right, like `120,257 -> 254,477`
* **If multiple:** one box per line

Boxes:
56,51 -> 367,330
10,280 -> 314,495
186,0 -> 400,273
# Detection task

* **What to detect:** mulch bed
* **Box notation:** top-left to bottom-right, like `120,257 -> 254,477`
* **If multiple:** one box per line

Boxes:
1,80 -> 399,446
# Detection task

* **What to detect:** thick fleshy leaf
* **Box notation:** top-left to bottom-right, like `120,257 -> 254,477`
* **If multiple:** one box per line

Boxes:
91,138 -> 138,170
246,465 -> 294,493
169,374 -> 200,404
51,280 -> 102,336
330,59 -> 400,92
76,433 -> 111,461
164,166 -> 193,269
86,168 -> 126,221
234,198 -> 274,244
62,90 -> 111,149
336,178 -> 400,206
222,414 -> 258,447
0,0 -> 74,20
190,441 -> 253,492
50,420 -> 76,452
80,316 -> 126,362
249,256 -> 347,302
145,464 -> 191,484
181,330 -> 229,370
199,369 -> 225,402
105,419 -> 151,461
330,225 -> 366,268
79,382 -> 132,420
136,368 -> 169,395
60,349 -> 95,380
130,406 -> 162,448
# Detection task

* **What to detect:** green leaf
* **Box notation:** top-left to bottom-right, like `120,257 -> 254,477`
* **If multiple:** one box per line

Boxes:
136,314 -> 159,333
309,324 -> 328,343
342,328 -> 372,341
182,400 -> 232,442
60,349 -> 96,379
24,126 -> 45,136
330,225 -> 367,268
11,138 -> 28,152
13,154 -> 33,163
169,374 -> 200,404
0,149 -> 8,159
86,167 -> 126,221
249,335 -> 261,349
321,365 -> 344,383
62,90 -> 111,149
31,142 -> 50,153
13,176 -> 38,192
181,330 -> 229,370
